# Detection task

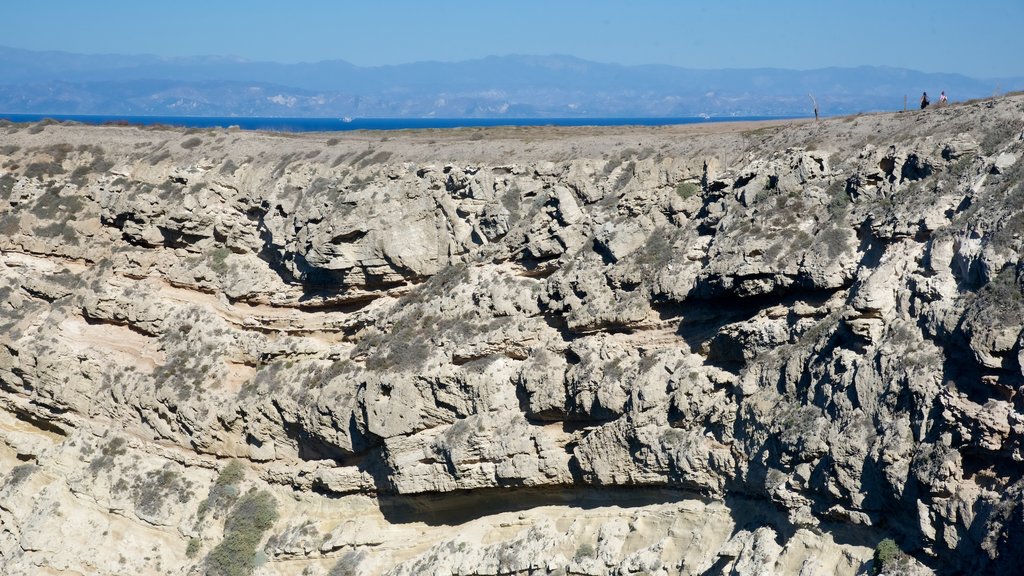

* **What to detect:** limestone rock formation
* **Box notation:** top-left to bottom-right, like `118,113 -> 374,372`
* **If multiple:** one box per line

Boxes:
1,96 -> 1023,575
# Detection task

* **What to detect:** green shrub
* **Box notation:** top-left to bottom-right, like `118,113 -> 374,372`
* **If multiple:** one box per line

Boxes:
91,156 -> 115,173
0,174 -> 16,199
198,460 -> 245,519
27,120 -> 56,134
0,212 -> 20,236
676,181 -> 699,199
132,464 -> 193,517
148,150 -> 172,166
826,179 -> 850,216
69,166 -> 91,186
574,542 -> 596,561
217,460 -> 246,485
29,184 -> 85,221
6,463 -> 37,487
186,537 -> 202,558
181,137 -> 203,150
89,436 -> 128,473
208,247 -> 231,274
23,160 -> 64,179
872,538 -> 910,575
34,221 -> 80,245
205,490 -> 278,576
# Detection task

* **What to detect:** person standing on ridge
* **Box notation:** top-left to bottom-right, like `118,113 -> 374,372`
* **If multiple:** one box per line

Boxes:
920,92 -> 930,109
939,91 -> 948,105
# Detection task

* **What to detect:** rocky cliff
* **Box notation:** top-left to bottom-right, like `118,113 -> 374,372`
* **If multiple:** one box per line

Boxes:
0,98 -> 1022,576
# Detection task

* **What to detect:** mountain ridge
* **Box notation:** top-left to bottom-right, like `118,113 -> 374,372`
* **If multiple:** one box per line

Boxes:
1,45 -> 1021,118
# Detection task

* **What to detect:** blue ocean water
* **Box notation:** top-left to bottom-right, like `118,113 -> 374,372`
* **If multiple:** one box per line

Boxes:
0,113 -> 792,132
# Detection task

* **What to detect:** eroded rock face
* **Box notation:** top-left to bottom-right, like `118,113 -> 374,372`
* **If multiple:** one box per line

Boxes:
1,97 -> 1023,575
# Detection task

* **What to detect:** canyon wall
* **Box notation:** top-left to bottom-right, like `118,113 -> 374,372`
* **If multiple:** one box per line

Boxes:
1,98 -> 1023,575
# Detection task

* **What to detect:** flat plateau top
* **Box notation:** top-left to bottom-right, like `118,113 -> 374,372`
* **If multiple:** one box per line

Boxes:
4,96 -> 1021,164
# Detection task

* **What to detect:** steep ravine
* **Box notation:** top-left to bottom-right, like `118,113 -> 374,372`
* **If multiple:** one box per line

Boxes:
1,98 -> 1022,575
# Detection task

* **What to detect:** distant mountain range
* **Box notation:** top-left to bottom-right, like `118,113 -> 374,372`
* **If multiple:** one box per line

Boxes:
0,46 -> 1020,118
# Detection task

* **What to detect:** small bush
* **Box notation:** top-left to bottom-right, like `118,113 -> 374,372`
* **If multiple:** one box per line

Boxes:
180,137 -> 203,150
981,122 -> 1018,155
826,179 -> 850,216
91,156 -> 115,173
34,221 -> 80,245
89,436 -> 129,473
6,463 -> 37,487
0,174 -> 16,199
69,166 -> 91,186
23,161 -> 64,179
132,464 -> 193,517
676,181 -> 699,199
872,538 -> 910,575
27,120 -> 56,134
186,537 -> 202,558
574,542 -> 596,561
30,184 -> 85,221
205,490 -> 278,576
198,460 -> 245,519
208,246 -> 231,274
217,460 -> 246,485
148,149 -> 172,166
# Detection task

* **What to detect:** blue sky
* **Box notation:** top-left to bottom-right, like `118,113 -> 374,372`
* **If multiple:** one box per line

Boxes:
6,0 -> 1022,78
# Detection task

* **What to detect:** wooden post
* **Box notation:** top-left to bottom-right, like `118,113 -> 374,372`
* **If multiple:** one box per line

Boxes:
904,95 -> 907,112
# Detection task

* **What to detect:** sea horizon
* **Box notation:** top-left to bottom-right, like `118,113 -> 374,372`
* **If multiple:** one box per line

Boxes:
0,112 -> 804,132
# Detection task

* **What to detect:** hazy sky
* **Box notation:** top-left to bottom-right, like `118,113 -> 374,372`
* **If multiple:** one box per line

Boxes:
6,0 -> 1022,78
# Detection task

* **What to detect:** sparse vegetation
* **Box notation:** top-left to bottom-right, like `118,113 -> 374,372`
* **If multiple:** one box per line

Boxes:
197,460 -> 245,519
29,184 -> 85,221
186,537 -> 202,558
872,538 -> 911,575
0,173 -> 16,198
205,490 -> 278,576
148,149 -> 172,165
34,220 -> 80,245
980,121 -> 1020,155
675,181 -> 699,199
208,246 -> 232,274
23,160 -> 65,179
132,464 -> 193,517
574,542 -> 596,561
6,463 -> 38,487
826,179 -> 850,216
89,436 -> 129,473
27,119 -> 59,134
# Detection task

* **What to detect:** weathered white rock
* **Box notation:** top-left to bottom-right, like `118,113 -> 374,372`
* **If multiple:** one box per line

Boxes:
1,95 -> 1023,575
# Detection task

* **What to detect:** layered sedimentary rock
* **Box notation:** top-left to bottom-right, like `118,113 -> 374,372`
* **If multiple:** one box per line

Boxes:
0,97 -> 1022,575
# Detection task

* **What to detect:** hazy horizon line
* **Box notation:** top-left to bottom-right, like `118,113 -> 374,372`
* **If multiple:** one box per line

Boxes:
1,44 -> 1018,81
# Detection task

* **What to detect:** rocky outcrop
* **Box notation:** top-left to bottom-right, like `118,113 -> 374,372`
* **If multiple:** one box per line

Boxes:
1,97 -> 1023,575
